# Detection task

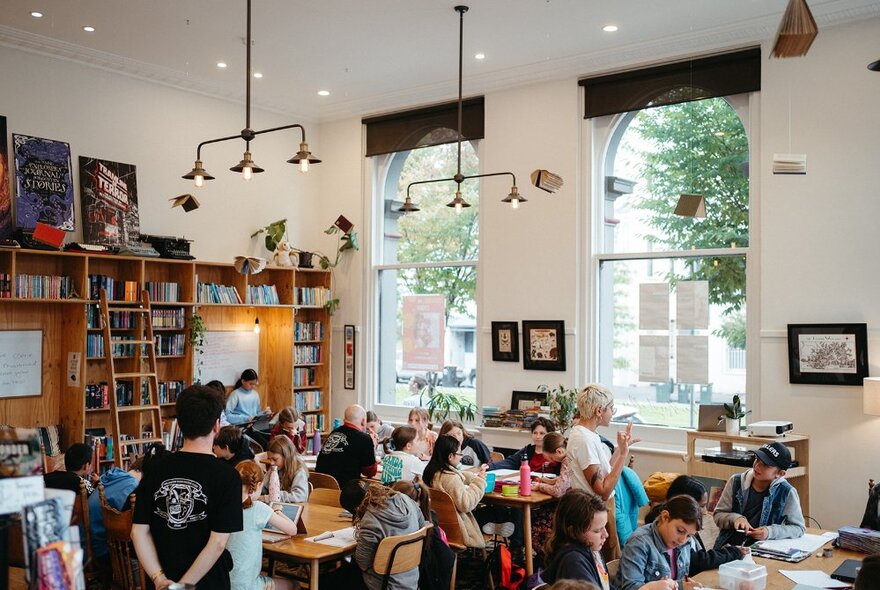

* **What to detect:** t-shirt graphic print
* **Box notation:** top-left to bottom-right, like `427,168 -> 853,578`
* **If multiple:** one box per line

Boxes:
154,477 -> 209,529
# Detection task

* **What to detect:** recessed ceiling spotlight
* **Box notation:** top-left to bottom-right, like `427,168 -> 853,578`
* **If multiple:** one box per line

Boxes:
474,53 -> 486,60
317,90 -> 330,96
603,24 -> 618,32
82,25 -> 95,32
216,62 -> 227,69
253,72 -> 263,78
30,11 -> 43,18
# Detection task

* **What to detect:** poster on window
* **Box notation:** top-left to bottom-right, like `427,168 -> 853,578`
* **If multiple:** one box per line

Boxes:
79,156 -> 140,247
402,295 -> 445,372
12,134 -> 75,231
0,116 -> 12,238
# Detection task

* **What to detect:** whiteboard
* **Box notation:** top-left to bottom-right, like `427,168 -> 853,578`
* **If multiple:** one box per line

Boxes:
196,331 -> 260,386
0,330 -> 43,398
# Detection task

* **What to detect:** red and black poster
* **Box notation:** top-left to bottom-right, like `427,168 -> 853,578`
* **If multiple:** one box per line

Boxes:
79,157 -> 140,246
0,116 -> 11,238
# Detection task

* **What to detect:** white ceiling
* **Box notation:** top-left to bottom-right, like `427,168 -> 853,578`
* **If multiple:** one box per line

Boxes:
1,0 -> 878,122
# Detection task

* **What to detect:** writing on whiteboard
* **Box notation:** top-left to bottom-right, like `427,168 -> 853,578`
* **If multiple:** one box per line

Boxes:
0,331 -> 42,398
196,331 -> 259,386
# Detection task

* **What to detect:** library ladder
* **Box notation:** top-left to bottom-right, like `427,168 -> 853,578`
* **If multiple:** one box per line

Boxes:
99,289 -> 163,467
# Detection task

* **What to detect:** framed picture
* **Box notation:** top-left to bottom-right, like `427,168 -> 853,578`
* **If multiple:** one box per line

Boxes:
522,320 -> 566,371
491,321 -> 519,362
787,323 -> 868,385
344,325 -> 355,390
511,390 -> 548,411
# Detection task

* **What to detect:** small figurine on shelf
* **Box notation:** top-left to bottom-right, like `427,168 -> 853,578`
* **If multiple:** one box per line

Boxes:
273,240 -> 295,267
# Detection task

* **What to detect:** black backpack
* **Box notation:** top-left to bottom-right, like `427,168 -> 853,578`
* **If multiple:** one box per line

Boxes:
420,520 -> 456,590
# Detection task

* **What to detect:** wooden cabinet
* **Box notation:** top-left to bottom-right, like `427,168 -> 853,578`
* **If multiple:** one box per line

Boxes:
0,249 -> 333,457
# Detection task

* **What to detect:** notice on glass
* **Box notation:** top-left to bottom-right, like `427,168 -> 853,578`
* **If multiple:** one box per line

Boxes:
676,281 -> 709,330
639,335 -> 669,383
639,283 -> 669,330
676,335 -> 709,384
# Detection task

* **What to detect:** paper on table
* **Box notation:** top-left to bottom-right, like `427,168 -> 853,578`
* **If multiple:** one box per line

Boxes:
754,532 -> 837,554
489,469 -> 519,479
779,570 -> 851,588
306,526 -> 357,547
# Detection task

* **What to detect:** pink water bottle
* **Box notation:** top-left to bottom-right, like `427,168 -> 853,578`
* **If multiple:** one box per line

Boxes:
268,465 -> 282,502
519,458 -> 532,496
312,430 -> 321,456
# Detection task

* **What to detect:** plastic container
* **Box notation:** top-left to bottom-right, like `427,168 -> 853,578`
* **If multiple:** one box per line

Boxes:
718,559 -> 767,590
519,459 -> 532,496
268,465 -> 282,503
484,472 -> 496,493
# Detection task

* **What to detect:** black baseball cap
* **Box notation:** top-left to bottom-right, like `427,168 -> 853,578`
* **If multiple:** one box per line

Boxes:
753,442 -> 791,470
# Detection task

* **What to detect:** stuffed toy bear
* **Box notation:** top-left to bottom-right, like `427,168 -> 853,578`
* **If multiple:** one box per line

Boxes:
273,240 -> 295,267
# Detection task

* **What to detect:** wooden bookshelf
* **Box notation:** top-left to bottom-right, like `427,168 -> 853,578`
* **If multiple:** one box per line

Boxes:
0,249 -> 333,452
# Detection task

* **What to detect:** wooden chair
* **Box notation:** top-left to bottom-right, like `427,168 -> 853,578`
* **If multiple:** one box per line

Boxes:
73,479 -> 104,585
489,451 -> 505,463
99,484 -> 147,590
372,524 -> 432,590
309,471 -> 341,490
309,487 -> 342,508
428,487 -> 472,590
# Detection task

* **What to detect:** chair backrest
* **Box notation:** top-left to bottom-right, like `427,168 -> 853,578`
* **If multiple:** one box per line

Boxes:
373,524 -> 432,583
606,558 -> 620,580
428,487 -> 466,550
75,479 -> 94,567
99,483 -> 147,590
244,433 -> 264,455
489,451 -> 505,463
309,471 -> 341,490
309,487 -> 342,508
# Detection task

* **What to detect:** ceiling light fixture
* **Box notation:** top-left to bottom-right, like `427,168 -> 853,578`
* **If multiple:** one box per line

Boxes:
474,53 -> 485,60
181,0 -> 320,188
253,72 -> 263,78
398,5 -> 526,213
217,62 -> 227,68
82,25 -> 95,32
869,59 -> 880,72
602,25 -> 618,32
30,11 -> 43,18
317,90 -> 330,96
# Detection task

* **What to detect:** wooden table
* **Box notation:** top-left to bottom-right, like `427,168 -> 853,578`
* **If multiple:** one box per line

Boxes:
262,502 -> 356,590
482,489 -> 555,576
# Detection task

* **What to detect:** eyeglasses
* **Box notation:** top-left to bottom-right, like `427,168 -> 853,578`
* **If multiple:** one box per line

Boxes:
454,452 -> 464,457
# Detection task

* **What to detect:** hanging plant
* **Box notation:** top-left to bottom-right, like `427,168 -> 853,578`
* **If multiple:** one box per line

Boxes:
315,223 -> 360,270
188,312 -> 207,383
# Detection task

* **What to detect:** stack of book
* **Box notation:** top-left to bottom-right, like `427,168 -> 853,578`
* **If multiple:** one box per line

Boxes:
247,284 -> 280,305
88,274 -> 139,301
145,281 -> 180,302
482,407 -> 504,427
15,273 -> 74,299
838,526 -> 880,554
151,308 -> 186,329
196,282 -> 242,304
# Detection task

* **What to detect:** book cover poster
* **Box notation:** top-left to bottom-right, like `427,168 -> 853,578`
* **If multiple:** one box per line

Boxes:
12,133 -> 75,231
0,117 -> 11,238
79,156 -> 140,246
402,294 -> 445,372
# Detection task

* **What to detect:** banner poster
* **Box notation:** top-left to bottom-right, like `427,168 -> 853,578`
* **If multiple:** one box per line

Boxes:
12,133 -> 75,231
402,294 -> 446,372
79,156 -> 140,246
0,116 -> 11,238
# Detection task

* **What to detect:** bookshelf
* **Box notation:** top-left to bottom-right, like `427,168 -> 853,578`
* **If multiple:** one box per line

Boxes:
0,248 -> 333,455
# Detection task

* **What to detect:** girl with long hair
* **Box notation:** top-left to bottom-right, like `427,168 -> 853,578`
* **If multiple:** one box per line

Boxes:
260,436 -> 308,503
380,425 -> 423,484
270,406 -> 306,454
225,368 -> 265,425
407,407 -> 437,460
392,478 -> 455,590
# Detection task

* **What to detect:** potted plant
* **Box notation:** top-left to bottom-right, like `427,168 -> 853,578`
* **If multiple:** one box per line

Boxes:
426,390 -> 477,424
540,383 -> 579,434
188,312 -> 207,383
251,218 -> 288,254
718,394 -> 750,435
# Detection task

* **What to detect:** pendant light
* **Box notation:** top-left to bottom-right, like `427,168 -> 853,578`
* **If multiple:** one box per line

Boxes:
397,5 -> 526,213
180,0 -> 320,190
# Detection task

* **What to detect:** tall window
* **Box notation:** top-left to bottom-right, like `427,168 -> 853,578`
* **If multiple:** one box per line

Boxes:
596,96 -> 750,428
374,139 -> 479,409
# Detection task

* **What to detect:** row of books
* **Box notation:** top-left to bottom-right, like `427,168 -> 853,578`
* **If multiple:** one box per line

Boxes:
140,380 -> 186,405
294,287 -> 331,307
294,321 -> 324,341
196,282 -> 243,304
294,343 -> 322,365
151,308 -> 186,329
154,333 -> 185,356
294,390 -> 322,412
161,418 -> 184,451
14,273 -> 74,299
838,526 -> 880,554
303,414 -> 326,436
0,272 -> 11,298
88,306 -> 134,329
293,367 -> 317,387
85,382 -> 110,409
89,274 -> 139,301
483,407 -> 543,430
246,284 -> 280,305
145,281 -> 181,303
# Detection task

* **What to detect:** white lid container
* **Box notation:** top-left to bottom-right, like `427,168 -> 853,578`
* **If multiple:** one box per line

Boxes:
718,559 -> 767,590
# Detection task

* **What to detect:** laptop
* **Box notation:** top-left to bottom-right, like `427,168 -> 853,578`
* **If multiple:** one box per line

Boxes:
830,558 -> 862,583
261,502 -> 307,543
697,404 -> 726,432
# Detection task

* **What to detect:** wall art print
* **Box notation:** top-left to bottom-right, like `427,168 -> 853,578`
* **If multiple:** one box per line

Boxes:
787,323 -> 868,386
79,156 -> 140,247
0,116 -> 11,238
12,134 -> 75,231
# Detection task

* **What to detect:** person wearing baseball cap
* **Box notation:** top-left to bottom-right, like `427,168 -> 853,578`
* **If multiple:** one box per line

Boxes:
712,441 -> 806,549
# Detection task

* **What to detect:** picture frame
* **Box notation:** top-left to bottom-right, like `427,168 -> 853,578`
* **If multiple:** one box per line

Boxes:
511,390 -> 548,411
787,323 -> 868,385
491,321 -> 520,362
522,320 -> 566,371
344,324 -> 355,390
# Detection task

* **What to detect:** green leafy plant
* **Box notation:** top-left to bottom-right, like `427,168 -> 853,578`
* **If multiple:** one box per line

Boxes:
316,223 -> 359,270
540,384 -> 579,433
719,394 -> 750,423
188,312 -> 207,382
251,218 -> 288,252
426,390 -> 477,423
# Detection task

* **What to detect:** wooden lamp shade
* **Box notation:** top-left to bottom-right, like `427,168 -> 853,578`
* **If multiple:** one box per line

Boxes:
771,0 -> 818,58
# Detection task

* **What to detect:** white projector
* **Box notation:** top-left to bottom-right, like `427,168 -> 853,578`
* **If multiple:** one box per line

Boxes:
748,421 -> 793,437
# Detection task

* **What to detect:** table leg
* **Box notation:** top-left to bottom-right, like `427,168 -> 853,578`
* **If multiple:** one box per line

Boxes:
523,504 -> 533,576
310,558 -> 320,589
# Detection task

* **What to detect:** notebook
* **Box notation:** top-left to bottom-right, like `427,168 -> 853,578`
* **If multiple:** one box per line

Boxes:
261,502 -> 307,543
830,558 -> 862,582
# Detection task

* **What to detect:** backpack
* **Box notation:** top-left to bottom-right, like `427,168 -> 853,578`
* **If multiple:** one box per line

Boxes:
487,541 -> 526,590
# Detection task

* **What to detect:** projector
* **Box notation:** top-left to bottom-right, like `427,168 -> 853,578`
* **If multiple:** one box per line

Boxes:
748,421 -> 794,437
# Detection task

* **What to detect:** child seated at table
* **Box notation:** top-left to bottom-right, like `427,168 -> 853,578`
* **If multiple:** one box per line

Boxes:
366,411 -> 395,458
855,554 -> 880,590
271,406 -> 307,454
260,436 -> 308,503
531,432 -> 574,563
408,407 -> 437,460
542,489 -> 612,588
227,460 -> 299,590
213,425 -> 255,466
439,419 -> 491,467
712,442 -> 806,549
381,426 -> 424,484
392,478 -> 455,590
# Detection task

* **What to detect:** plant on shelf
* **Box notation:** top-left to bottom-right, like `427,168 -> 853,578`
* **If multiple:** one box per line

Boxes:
718,394 -> 750,435
188,312 -> 207,382
251,218 -> 288,253
540,383 -> 579,434
313,218 -> 360,315
426,390 -> 477,424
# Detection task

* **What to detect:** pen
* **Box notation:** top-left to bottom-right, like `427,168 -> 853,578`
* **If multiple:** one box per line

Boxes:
312,531 -> 334,542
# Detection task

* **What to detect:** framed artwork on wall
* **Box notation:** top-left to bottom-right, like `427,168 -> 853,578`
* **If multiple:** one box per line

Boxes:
787,323 -> 868,385
522,320 -> 566,371
344,324 -> 355,390
510,390 -> 548,411
491,321 -> 519,362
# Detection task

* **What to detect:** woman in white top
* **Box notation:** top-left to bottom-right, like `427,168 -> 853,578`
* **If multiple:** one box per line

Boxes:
567,383 -> 635,561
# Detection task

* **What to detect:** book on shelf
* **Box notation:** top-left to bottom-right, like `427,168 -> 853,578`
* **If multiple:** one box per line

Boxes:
303,414 -> 325,436
293,367 -> 317,387
154,333 -> 185,356
294,390 -> 322,412
151,307 -> 186,329
294,343 -> 322,364
246,284 -> 280,305
85,382 -> 109,409
294,287 -> 331,307
196,282 -> 242,304
14,273 -> 73,299
294,320 -> 324,341
88,274 -> 139,301
145,281 -> 180,302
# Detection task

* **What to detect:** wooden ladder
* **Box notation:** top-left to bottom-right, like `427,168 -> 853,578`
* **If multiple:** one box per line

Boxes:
99,289 -> 163,467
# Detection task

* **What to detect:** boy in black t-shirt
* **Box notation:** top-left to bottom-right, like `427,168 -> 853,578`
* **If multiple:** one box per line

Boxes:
316,404 -> 378,487
132,385 -> 243,589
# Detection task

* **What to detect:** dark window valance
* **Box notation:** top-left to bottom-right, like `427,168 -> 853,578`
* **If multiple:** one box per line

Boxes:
579,48 -> 760,119
363,97 -> 484,157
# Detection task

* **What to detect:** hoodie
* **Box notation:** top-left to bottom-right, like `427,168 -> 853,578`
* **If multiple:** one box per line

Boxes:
354,492 -> 426,590
542,543 -> 606,587
87,467 -> 139,558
